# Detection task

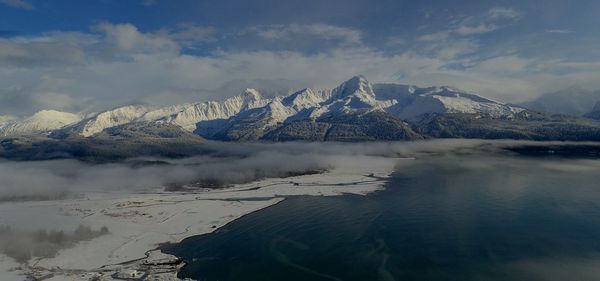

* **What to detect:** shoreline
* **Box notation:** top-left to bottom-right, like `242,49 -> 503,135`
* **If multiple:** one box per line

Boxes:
0,155 -> 402,281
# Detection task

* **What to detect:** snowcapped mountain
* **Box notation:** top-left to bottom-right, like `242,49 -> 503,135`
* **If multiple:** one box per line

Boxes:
0,115 -> 17,126
312,76 -> 395,116
331,75 -> 379,105
281,88 -> 331,112
0,110 -> 82,136
52,89 -> 270,138
0,76 -> 533,141
213,97 -> 297,141
157,88 -> 269,132
210,76 -> 524,141
382,85 -> 523,121
62,105 -> 154,137
212,76 -> 384,140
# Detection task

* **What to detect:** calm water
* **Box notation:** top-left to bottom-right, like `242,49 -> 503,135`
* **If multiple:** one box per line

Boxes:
166,152 -> 600,281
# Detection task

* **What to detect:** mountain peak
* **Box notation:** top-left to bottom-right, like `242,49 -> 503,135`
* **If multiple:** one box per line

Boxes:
281,88 -> 328,111
74,105 -> 153,137
243,88 -> 263,101
0,110 -> 82,136
333,75 -> 376,100
348,75 -> 368,82
240,88 -> 268,111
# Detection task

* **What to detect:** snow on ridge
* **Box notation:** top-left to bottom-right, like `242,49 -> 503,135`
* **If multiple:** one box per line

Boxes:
0,76 -> 527,138
78,105 -> 153,137
331,75 -> 377,100
159,88 -> 271,132
55,88 -> 270,137
432,95 -> 519,117
318,76 -> 396,114
375,82 -> 525,120
0,115 -> 17,126
0,110 -> 82,136
282,88 -> 330,112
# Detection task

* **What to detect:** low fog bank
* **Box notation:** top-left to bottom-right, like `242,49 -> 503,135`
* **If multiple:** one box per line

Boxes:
0,152 -> 330,201
0,139 -> 486,201
0,139 -> 598,202
0,225 -> 108,263
0,139 -> 599,266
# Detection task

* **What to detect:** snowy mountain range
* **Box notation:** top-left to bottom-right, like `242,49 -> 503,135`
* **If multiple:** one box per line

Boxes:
3,75 -> 600,148
0,110 -> 82,137
0,76 -> 529,141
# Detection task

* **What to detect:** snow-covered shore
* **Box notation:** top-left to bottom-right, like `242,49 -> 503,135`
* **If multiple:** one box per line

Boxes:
0,155 -> 402,281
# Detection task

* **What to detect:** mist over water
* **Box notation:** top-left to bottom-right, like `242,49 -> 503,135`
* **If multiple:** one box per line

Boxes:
1,139 -> 599,275
168,151 -> 600,281
0,139 -> 491,264
0,139 -> 489,201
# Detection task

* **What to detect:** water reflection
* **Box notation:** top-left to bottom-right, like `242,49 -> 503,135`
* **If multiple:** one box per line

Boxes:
167,151 -> 600,281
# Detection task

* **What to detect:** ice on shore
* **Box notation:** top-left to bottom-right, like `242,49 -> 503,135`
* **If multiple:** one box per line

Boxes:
0,155 -> 401,280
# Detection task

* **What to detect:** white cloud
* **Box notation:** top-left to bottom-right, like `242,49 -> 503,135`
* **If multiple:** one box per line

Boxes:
474,55 -> 533,74
385,36 -> 406,47
163,23 -> 215,43
0,0 -> 32,10
417,31 -> 450,42
546,29 -> 573,34
95,23 -> 179,54
251,24 -> 363,46
456,24 -> 499,35
487,7 -> 521,20
419,7 -> 520,40
141,0 -> 157,6
434,39 -> 479,59
1,22 -> 600,116
0,33 -> 91,67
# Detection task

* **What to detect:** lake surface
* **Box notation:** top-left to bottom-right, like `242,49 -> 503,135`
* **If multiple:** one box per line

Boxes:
166,151 -> 600,281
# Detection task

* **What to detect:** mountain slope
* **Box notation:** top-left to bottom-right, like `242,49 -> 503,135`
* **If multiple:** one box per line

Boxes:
53,89 -> 269,138
264,110 -> 423,141
67,105 -> 153,137
0,110 -> 81,136
584,102 -> 600,120
1,76 -> 527,141
160,88 -> 269,133
3,76 -> 600,143
383,86 -> 522,122
212,76 -> 399,141
281,88 -> 331,112
416,112 -> 600,141
213,77 -> 427,141
0,115 -> 17,128
1,122 -> 205,162
211,98 -> 295,141
325,76 -> 395,113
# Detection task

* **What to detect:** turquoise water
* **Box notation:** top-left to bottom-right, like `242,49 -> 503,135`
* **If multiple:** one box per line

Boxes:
166,152 -> 600,281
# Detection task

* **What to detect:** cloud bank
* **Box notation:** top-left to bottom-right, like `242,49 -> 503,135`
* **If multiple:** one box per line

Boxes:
0,140 -> 489,201
0,0 -> 32,10
1,15 -> 600,116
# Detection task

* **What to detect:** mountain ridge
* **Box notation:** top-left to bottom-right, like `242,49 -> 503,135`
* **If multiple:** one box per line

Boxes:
2,76 -> 600,143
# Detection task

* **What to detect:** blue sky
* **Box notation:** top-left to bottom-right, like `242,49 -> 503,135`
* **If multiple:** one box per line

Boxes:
1,0 -> 599,115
